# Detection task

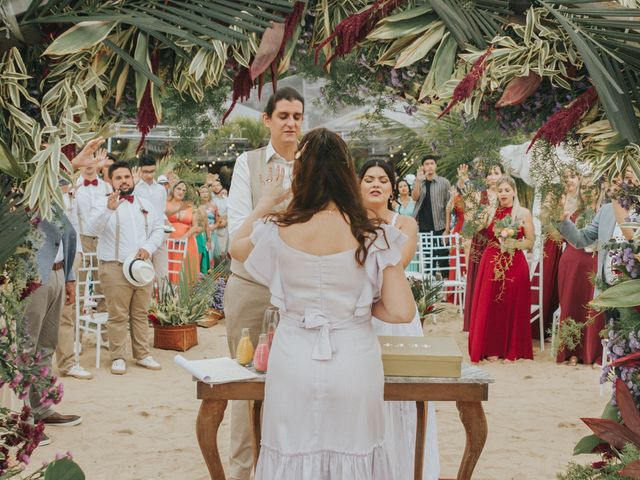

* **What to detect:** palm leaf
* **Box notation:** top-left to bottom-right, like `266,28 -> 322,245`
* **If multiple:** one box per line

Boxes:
429,0 -> 511,49
540,0 -> 640,144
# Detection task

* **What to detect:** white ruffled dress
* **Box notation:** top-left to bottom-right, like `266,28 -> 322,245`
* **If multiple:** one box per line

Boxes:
245,220 -> 405,480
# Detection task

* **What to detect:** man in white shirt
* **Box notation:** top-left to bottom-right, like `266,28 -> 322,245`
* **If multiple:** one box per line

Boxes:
56,179 -> 93,380
134,154 -> 169,286
75,156 -> 112,313
88,161 -> 165,375
225,86 -> 303,480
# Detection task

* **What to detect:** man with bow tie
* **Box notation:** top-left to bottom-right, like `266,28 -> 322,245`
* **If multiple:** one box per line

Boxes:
75,155 -> 113,314
88,161 -> 165,375
225,86 -> 304,480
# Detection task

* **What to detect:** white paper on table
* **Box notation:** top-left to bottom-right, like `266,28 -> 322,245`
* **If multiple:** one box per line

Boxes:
174,355 -> 258,384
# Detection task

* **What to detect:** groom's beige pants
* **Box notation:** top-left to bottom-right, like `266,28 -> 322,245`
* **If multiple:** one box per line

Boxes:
224,274 -> 272,480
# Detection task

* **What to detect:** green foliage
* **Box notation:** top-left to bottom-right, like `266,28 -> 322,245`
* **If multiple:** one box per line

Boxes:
408,275 -> 444,318
0,177 -> 30,268
163,84 -> 231,158
203,117 -> 269,151
558,444 -> 640,479
552,317 -> 587,355
151,258 -> 229,326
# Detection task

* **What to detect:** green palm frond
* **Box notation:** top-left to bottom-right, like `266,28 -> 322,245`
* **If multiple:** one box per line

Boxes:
429,0 -> 511,48
540,0 -> 640,144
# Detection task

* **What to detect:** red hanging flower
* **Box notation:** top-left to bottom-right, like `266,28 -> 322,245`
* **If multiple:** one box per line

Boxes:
222,66 -> 254,124
20,281 -> 42,301
136,50 -> 160,153
527,87 -> 598,152
315,0 -> 405,66
61,144 -> 76,161
438,46 -> 494,119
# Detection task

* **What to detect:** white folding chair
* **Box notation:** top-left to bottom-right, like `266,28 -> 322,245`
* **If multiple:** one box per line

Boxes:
420,232 -> 466,314
166,238 -> 188,281
74,252 -> 109,368
529,254 -> 545,351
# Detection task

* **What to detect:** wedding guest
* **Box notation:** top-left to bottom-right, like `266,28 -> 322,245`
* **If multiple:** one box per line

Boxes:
195,186 -> 215,274
23,209 -> 81,443
56,179 -> 93,380
75,149 -> 112,314
412,156 -> 451,235
555,168 -> 640,337
394,177 -> 415,216
157,175 -> 171,193
166,181 -> 200,284
225,86 -> 303,480
100,152 -> 117,185
211,179 -> 229,258
88,161 -> 164,375
134,154 -> 169,286
468,176 -> 534,362
556,177 -> 604,365
458,162 -> 504,332
531,169 -> 580,340
230,128 -> 414,479
359,160 -> 440,480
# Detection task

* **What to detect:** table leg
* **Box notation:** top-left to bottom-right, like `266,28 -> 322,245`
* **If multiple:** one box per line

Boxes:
196,399 -> 228,480
252,400 -> 263,468
414,401 -> 426,480
456,401 -> 487,480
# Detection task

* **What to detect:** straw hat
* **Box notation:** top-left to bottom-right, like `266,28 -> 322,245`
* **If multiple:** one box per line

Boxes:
122,254 -> 155,287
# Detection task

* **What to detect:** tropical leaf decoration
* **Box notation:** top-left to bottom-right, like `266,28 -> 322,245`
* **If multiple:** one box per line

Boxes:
0,176 -> 30,267
0,0 -> 296,219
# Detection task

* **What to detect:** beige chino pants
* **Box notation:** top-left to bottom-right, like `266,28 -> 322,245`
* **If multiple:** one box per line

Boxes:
56,251 -> 81,374
223,274 -> 272,480
98,262 -> 152,362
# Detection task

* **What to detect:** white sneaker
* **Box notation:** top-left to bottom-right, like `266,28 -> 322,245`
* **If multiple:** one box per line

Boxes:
111,359 -> 127,375
65,365 -> 93,380
136,356 -> 161,371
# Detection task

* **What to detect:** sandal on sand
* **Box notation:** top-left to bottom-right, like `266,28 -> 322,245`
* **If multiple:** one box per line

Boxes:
568,356 -> 578,366
487,356 -> 499,362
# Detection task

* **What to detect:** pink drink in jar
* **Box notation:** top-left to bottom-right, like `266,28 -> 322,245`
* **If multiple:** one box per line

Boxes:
253,334 -> 270,373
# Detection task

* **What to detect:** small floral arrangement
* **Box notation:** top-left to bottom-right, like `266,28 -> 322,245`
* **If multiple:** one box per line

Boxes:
149,259 -> 229,326
606,238 -> 640,280
493,214 -> 521,253
408,276 -> 444,319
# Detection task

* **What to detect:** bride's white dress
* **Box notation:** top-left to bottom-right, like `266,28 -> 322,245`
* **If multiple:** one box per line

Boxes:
245,220 -> 405,479
372,213 -> 440,480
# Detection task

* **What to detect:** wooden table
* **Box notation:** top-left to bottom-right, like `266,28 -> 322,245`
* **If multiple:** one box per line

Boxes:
196,364 -> 493,480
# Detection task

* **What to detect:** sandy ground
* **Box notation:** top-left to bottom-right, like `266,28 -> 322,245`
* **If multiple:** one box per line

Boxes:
27,307 -> 606,480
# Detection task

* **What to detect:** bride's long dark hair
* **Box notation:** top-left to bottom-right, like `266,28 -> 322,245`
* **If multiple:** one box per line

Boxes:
272,128 -> 382,265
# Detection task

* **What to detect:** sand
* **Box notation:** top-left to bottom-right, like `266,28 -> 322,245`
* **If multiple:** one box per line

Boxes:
27,309 -> 606,479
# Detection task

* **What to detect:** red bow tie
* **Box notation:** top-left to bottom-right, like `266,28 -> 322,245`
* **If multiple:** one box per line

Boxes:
121,195 -> 134,203
83,179 -> 98,187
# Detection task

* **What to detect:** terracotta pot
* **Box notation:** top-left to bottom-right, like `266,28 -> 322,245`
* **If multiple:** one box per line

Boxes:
153,323 -> 198,351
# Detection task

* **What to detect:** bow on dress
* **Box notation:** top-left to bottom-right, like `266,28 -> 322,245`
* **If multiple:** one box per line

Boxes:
301,308 -> 335,361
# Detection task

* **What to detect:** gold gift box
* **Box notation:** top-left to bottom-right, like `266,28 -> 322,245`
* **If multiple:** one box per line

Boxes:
378,335 -> 462,378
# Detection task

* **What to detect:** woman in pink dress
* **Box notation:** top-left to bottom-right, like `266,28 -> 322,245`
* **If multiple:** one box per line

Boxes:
230,128 -> 415,479
468,176 -> 534,362
166,181 -> 200,284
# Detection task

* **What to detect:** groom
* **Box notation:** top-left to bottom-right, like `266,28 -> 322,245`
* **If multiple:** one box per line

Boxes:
225,86 -> 304,480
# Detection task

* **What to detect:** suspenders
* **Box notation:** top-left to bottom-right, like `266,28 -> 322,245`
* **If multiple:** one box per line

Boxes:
114,198 -> 149,261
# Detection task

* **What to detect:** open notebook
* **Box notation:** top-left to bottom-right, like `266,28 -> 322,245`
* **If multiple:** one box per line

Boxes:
175,355 -> 258,384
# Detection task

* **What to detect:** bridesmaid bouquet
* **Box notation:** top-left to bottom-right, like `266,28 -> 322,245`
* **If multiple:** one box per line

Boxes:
493,215 -> 521,254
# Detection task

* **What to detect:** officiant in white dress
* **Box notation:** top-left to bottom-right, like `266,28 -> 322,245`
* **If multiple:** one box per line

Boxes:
230,128 -> 415,479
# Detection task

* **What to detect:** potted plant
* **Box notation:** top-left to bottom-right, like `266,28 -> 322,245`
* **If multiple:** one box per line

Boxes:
149,259 -> 228,351
408,275 -> 444,326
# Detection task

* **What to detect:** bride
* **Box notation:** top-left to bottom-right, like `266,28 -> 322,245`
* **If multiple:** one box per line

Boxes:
359,159 -> 440,480
230,128 -> 415,479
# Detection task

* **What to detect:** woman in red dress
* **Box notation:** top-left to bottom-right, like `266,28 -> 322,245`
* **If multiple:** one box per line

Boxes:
459,163 -> 504,332
468,176 -> 534,362
556,177 -> 603,365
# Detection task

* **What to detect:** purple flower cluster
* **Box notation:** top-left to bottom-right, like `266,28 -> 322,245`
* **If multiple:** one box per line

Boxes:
616,182 -> 640,211
610,247 -> 640,279
0,405 -> 45,473
211,276 -> 227,311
